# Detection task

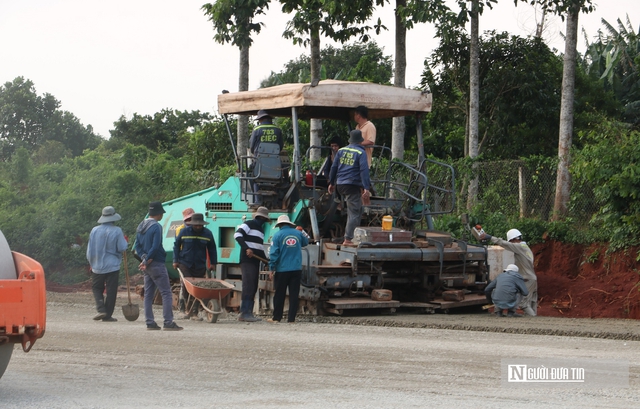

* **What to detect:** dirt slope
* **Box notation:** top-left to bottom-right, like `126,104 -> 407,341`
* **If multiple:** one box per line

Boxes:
534,241 -> 640,319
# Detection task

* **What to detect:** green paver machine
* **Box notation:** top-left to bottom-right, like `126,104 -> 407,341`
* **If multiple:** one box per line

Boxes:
156,80 -> 488,315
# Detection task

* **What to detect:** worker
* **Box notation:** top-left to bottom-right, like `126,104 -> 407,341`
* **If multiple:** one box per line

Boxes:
268,215 -> 309,323
173,213 -> 218,321
480,228 -> 538,316
135,201 -> 183,331
328,130 -> 372,246
249,110 -> 283,155
86,206 -> 128,322
248,110 -> 283,205
319,135 -> 343,180
484,264 -> 529,317
354,105 -> 376,168
175,207 -> 195,316
174,207 -> 195,239
234,206 -> 270,322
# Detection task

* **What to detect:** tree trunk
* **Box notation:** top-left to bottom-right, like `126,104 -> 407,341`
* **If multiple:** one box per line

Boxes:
309,26 -> 322,162
535,8 -> 547,38
553,8 -> 579,221
466,0 -> 480,211
392,0 -> 407,161
237,45 -> 250,159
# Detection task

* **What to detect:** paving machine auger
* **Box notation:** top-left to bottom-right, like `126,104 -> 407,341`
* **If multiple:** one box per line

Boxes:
0,229 -> 46,379
153,80 -> 488,316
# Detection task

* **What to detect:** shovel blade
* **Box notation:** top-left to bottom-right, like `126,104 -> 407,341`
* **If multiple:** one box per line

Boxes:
122,304 -> 140,321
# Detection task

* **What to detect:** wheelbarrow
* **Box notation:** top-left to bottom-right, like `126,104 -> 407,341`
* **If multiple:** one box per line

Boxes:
177,269 -> 235,323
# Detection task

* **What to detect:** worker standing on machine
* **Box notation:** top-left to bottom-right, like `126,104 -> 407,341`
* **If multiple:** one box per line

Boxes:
328,130 -> 371,246
319,135 -> 343,181
354,105 -> 376,168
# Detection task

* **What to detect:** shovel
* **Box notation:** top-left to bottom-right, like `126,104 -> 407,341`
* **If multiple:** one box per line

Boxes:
121,251 -> 140,321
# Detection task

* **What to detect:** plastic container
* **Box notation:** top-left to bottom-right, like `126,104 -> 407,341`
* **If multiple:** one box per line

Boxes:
381,215 -> 393,231
471,224 -> 485,241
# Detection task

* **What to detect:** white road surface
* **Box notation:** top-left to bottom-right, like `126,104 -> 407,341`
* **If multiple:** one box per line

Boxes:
1,293 -> 638,408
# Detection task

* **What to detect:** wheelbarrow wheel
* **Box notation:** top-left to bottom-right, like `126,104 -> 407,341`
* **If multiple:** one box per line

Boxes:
205,299 -> 221,323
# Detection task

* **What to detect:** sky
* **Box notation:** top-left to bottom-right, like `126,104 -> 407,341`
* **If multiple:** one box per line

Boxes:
0,0 -> 636,138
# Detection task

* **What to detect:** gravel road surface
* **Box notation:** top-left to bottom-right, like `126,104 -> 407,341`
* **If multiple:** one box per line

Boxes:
1,292 -> 639,408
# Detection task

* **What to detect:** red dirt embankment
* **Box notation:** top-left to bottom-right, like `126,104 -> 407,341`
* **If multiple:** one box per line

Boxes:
534,241 -> 640,319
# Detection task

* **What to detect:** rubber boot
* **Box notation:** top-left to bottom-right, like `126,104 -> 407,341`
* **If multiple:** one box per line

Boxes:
176,298 -> 189,320
242,300 -> 262,322
238,300 -> 248,321
189,304 -> 202,321
178,298 -> 186,314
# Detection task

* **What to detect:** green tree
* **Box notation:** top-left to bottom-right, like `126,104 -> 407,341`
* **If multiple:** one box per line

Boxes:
280,0 -> 381,160
109,109 -> 212,155
9,147 -> 32,188
32,140 -> 72,165
581,15 -> 640,127
522,0 -> 594,220
262,41 -> 393,86
187,117 -> 236,171
386,0 -> 451,160
422,31 -> 567,159
0,77 -> 100,161
261,42 -> 395,152
572,119 -> 640,247
202,0 -> 270,159
0,143 -> 206,278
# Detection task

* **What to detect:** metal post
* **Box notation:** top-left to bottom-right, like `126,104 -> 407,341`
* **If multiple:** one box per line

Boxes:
291,107 -> 301,183
416,114 -> 425,165
309,207 -> 320,241
222,114 -> 241,172
519,166 -> 526,218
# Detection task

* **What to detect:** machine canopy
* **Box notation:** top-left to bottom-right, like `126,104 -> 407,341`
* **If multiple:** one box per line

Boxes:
217,80 -> 432,121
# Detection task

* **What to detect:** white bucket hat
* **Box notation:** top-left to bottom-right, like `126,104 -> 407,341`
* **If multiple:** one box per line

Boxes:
275,215 -> 295,227
98,206 -> 121,223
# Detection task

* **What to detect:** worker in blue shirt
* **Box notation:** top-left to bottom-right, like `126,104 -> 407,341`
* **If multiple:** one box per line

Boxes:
328,129 -> 371,246
249,110 -> 283,155
87,206 -> 128,322
268,215 -> 309,323
135,201 -> 182,331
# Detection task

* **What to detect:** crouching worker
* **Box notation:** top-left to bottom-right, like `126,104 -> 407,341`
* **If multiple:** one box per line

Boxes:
480,228 -> 537,316
484,264 -> 529,317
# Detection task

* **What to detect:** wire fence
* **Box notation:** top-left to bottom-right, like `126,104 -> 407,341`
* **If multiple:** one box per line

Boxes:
449,158 -> 600,222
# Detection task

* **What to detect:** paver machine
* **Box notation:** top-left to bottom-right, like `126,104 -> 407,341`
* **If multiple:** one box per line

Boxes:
0,229 -> 46,379
155,80 -> 488,315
